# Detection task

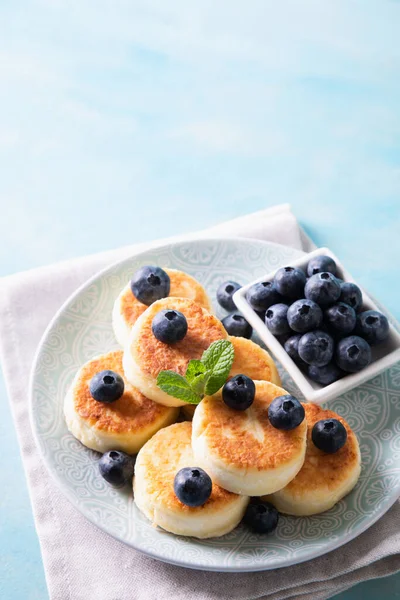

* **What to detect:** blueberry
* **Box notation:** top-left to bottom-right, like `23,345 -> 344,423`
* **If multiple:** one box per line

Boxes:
90,370 -> 124,403
246,281 -> 281,312
339,282 -> 363,312
274,267 -> 306,299
216,280 -> 241,312
222,313 -> 252,338
243,500 -> 279,534
305,272 -> 341,306
98,451 -> 135,487
335,335 -> 371,372
287,299 -> 323,333
307,255 -> 337,277
284,334 -> 308,370
222,374 -> 255,411
298,330 -> 334,367
174,467 -> 212,507
268,395 -> 305,430
312,419 -> 347,453
324,302 -> 356,334
307,362 -> 344,386
152,309 -> 188,343
265,303 -> 290,336
130,266 -> 170,305
356,310 -> 390,345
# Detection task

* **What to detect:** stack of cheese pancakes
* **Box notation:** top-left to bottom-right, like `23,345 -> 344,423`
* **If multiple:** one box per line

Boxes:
65,265 -> 361,539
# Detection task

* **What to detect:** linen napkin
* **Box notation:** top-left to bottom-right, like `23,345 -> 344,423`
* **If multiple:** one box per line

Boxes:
0,204 -> 398,600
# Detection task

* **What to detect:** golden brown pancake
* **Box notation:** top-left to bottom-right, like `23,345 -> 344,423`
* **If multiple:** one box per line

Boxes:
64,350 -> 179,453
191,381 -> 307,495
123,297 -> 228,406
134,422 -> 249,537
112,269 -> 212,346
264,403 -> 361,515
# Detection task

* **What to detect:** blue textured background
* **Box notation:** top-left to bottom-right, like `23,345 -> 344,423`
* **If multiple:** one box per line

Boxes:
0,1 -> 399,598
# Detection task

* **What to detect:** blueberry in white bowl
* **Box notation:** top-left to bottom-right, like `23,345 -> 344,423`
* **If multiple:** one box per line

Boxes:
339,282 -> 363,312
287,299 -> 323,333
243,500 -> 279,534
305,272 -> 341,306
99,451 -> 135,487
284,334 -> 309,370
308,362 -> 344,386
298,330 -> 334,367
324,302 -> 356,334
265,303 -> 290,336
222,374 -> 255,411
90,370 -> 124,403
174,467 -> 212,507
222,313 -> 252,338
312,419 -> 347,454
131,265 -> 170,305
152,309 -> 188,343
356,310 -> 389,345
268,394 -> 305,430
307,254 -> 337,277
335,335 -> 372,372
246,281 -> 281,312
274,266 -> 306,300
216,280 -> 241,312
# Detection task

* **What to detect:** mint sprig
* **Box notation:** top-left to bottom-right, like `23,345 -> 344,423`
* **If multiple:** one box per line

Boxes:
156,339 -> 234,404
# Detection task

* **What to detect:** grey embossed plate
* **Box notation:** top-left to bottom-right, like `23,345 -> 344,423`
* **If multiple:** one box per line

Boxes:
30,238 -> 400,571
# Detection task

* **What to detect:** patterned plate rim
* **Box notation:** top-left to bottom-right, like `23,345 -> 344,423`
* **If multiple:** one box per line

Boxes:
29,237 -> 400,572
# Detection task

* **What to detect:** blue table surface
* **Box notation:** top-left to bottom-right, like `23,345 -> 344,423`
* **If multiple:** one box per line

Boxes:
1,1 -> 400,598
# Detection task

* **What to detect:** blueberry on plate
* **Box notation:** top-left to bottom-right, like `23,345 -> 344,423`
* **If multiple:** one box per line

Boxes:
152,309 -> 188,343
243,500 -> 279,534
339,282 -> 363,312
246,281 -> 281,312
265,303 -> 290,336
283,334 -> 309,370
305,272 -> 341,306
90,370 -> 124,403
222,374 -> 255,411
324,302 -> 356,334
307,362 -> 344,386
268,395 -> 305,430
98,451 -> 135,487
130,266 -> 170,305
174,467 -> 212,507
287,299 -> 323,333
335,335 -> 371,372
216,280 -> 241,312
222,313 -> 252,338
274,267 -> 306,299
356,310 -> 390,345
298,330 -> 334,367
307,255 -> 337,277
312,419 -> 347,453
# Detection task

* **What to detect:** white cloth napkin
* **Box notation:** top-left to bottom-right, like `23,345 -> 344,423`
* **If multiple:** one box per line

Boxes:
0,204 -> 399,600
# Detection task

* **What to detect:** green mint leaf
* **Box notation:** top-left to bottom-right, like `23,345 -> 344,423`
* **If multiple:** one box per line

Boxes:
190,371 -> 211,397
202,339 -> 235,396
185,360 -> 207,384
156,370 -> 202,405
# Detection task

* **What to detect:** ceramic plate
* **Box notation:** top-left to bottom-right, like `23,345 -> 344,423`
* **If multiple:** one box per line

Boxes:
30,238 -> 400,572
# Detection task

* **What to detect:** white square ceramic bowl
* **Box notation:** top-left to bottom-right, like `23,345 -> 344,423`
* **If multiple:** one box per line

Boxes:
233,247 -> 400,404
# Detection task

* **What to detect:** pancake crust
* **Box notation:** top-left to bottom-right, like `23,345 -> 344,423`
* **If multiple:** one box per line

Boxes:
118,268 -> 212,331
136,422 -> 237,514
279,403 -> 360,497
194,381 -> 306,471
72,350 -> 172,434
181,336 -> 281,421
131,297 -> 227,379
